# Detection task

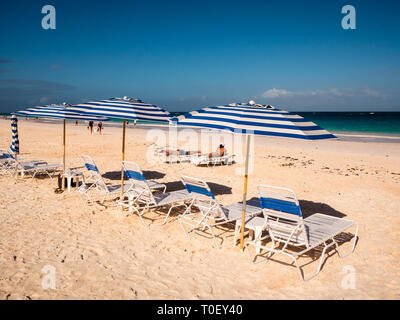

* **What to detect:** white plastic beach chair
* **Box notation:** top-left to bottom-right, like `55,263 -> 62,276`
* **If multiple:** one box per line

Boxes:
152,146 -> 194,164
190,151 -> 234,167
78,155 -> 133,205
150,143 -> 176,164
179,176 -> 262,247
118,161 -> 192,226
0,150 -> 16,175
244,184 -> 359,281
121,161 -> 167,193
3,150 -> 61,179
0,149 -> 47,176
15,161 -> 62,179
176,150 -> 193,163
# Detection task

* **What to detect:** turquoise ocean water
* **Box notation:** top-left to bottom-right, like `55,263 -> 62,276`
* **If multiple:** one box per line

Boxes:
298,112 -> 400,135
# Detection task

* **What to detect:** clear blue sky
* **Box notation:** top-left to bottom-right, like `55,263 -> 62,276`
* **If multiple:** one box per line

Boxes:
1,0 -> 399,112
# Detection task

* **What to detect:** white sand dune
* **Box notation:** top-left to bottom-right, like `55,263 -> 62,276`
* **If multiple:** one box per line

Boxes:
0,119 -> 399,299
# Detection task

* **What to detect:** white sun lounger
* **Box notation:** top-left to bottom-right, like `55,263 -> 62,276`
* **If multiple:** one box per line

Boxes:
15,162 -> 62,179
0,150 -> 17,175
151,145 -> 195,164
77,155 -> 133,205
179,176 -> 262,247
162,150 -> 193,164
190,152 -> 234,166
121,161 -> 167,194
3,150 -> 61,179
244,184 -> 358,281
0,150 -> 47,176
118,161 -> 192,226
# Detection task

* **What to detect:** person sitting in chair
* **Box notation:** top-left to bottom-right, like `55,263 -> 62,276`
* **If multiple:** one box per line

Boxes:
208,144 -> 225,158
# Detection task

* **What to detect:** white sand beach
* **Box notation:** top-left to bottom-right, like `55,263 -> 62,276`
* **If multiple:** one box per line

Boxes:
1,119 -> 400,299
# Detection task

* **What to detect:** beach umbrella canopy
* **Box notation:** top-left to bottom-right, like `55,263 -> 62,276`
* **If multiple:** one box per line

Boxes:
69,97 -> 171,195
14,104 -> 108,120
10,114 -> 20,155
171,101 -> 335,140
172,101 -> 336,249
14,104 -> 107,189
68,97 -> 171,122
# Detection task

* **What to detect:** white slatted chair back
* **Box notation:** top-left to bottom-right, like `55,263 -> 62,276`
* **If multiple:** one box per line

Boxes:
257,184 -> 309,247
81,155 -> 108,192
122,161 -> 156,204
181,175 -> 225,218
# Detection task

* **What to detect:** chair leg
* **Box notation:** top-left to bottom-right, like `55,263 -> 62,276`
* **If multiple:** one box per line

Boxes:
245,239 -> 335,281
137,205 -> 151,227
233,222 -> 240,247
207,224 -> 221,248
335,223 -> 359,258
79,191 -> 93,207
267,239 -> 275,258
244,241 -> 268,263
179,216 -> 190,236
254,227 -> 263,254
178,201 -> 201,237
128,194 -> 135,213
298,241 -> 336,281
151,203 -> 188,227
160,206 -> 174,225
67,177 -> 72,192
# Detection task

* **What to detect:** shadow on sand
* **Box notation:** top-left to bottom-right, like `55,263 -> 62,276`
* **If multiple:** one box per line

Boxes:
162,181 -> 232,195
298,200 -> 346,218
102,170 -> 166,181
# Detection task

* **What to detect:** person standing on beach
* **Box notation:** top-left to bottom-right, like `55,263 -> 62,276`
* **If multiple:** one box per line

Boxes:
97,121 -> 103,134
88,120 -> 94,134
133,119 -> 137,128
75,120 -> 78,126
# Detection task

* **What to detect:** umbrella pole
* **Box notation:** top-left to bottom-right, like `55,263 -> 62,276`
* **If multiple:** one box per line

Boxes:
239,134 -> 251,251
62,119 -> 66,190
120,119 -> 126,198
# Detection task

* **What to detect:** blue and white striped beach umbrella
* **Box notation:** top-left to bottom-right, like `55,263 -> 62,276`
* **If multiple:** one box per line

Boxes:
14,104 -> 107,190
68,97 -> 171,122
10,114 -> 19,155
172,101 -> 336,249
171,101 -> 336,140
69,97 -> 171,195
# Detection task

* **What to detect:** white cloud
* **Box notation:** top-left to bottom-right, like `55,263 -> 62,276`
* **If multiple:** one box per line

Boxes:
261,87 -> 385,99
328,88 -> 344,97
262,88 -> 294,98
